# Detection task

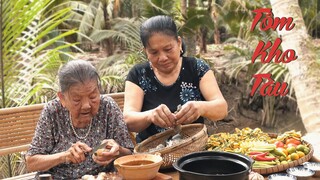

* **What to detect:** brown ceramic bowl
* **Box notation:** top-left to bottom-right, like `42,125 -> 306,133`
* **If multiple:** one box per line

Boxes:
114,153 -> 163,180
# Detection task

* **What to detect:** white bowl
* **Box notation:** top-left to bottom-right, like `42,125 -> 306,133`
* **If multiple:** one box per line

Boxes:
303,162 -> 320,177
286,166 -> 315,180
268,173 -> 297,180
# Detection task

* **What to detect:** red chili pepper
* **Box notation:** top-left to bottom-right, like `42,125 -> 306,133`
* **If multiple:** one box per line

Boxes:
254,155 -> 276,161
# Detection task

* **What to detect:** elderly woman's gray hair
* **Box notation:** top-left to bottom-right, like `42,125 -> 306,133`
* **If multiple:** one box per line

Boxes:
58,60 -> 101,92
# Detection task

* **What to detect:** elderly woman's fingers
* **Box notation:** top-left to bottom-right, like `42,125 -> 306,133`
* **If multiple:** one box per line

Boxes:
92,151 -> 116,166
69,147 -> 83,163
77,141 -> 92,153
67,142 -> 89,163
97,139 -> 120,156
92,154 -> 114,166
109,145 -> 120,154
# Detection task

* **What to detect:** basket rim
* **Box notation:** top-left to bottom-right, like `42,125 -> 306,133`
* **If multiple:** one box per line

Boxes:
134,123 -> 207,154
252,140 -> 314,175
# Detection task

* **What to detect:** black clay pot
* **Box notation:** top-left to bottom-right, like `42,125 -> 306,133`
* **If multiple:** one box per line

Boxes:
173,151 -> 253,180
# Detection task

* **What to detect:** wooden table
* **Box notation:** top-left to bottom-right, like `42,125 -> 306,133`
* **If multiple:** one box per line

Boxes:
3,172 -> 37,180
4,170 -> 320,180
3,172 -> 176,180
161,169 -> 179,180
161,170 -> 320,180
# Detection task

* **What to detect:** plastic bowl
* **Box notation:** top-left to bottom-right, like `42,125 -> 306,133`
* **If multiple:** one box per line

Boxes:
114,153 -> 163,180
303,162 -> 320,177
286,166 -> 315,180
268,173 -> 297,180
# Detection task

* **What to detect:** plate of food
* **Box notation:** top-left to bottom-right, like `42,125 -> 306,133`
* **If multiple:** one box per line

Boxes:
206,127 -> 314,175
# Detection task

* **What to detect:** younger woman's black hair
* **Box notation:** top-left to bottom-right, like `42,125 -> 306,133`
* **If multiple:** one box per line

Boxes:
140,15 -> 186,56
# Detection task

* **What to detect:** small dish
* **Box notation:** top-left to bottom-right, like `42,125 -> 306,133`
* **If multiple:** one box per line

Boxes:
286,166 -> 315,180
303,162 -> 320,177
114,153 -> 163,180
268,173 -> 297,180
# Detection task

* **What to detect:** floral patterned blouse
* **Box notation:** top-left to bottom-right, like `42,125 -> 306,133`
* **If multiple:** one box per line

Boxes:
27,95 -> 134,179
126,56 -> 210,142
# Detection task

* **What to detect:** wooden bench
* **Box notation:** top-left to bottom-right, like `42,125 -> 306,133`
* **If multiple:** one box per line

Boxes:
0,92 -> 130,178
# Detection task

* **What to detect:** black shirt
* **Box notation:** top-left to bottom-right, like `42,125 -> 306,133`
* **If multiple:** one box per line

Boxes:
126,56 -> 210,142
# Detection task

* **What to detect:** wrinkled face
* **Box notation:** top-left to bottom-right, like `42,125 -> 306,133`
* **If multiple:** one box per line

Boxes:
145,33 -> 182,73
58,80 -> 100,128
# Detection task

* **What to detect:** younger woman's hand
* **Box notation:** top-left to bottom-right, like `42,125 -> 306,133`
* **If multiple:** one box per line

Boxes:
92,139 -> 120,166
150,104 -> 176,128
174,101 -> 202,125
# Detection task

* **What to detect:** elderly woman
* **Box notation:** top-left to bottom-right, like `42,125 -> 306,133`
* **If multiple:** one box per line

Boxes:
26,60 -> 134,179
124,15 -> 228,143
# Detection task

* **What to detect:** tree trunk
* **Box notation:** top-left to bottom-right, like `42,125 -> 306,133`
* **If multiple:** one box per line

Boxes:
180,0 -> 186,16
211,0 -> 220,44
103,1 -> 114,56
270,0 -> 320,132
184,0 -> 197,56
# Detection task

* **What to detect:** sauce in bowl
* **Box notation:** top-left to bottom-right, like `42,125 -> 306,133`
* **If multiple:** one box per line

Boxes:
122,160 -> 154,166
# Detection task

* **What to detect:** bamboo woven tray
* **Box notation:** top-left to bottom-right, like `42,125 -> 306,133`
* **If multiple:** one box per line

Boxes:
252,141 -> 314,175
134,123 -> 208,169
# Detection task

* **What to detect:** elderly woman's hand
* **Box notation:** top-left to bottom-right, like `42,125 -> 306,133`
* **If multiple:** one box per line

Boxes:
65,141 -> 92,164
174,101 -> 202,125
150,104 -> 176,128
92,139 -> 120,166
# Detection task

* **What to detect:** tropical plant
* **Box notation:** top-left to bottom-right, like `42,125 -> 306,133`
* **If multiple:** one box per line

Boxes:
220,0 -> 320,129
214,0 -> 300,127
91,17 -> 145,93
270,0 -> 320,132
1,0 -> 79,108
141,0 -> 178,17
298,0 -> 320,38
0,0 -> 79,177
0,153 -> 26,179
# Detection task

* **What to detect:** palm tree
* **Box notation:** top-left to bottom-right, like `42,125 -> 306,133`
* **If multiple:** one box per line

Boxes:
90,17 -> 145,93
269,0 -> 320,132
1,0 -> 79,108
298,0 -> 320,38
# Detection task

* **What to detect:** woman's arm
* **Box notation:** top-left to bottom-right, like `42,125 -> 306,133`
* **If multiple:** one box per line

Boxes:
198,70 -> 228,120
123,81 -> 152,132
26,141 -> 92,172
26,152 -> 66,172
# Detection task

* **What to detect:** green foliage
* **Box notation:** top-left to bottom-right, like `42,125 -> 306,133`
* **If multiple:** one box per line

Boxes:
178,7 -> 214,34
141,0 -> 176,17
94,18 -> 146,93
1,0 -> 78,108
214,0 -> 269,39
0,0 -> 80,176
90,17 -> 142,50
299,0 -> 320,38
0,154 -> 26,179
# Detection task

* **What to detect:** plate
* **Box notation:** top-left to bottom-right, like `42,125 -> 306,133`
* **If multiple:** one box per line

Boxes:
252,141 -> 314,175
268,173 -> 297,180
303,162 -> 320,176
286,166 -> 315,178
